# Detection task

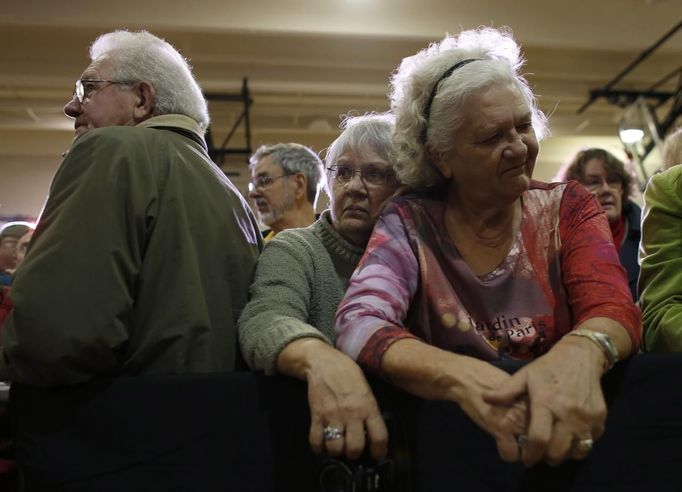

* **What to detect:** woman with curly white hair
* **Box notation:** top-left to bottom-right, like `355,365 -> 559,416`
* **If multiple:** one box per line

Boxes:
335,27 -> 641,467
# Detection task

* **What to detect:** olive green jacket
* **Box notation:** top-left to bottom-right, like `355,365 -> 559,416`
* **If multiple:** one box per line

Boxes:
639,165 -> 682,352
0,115 -> 262,385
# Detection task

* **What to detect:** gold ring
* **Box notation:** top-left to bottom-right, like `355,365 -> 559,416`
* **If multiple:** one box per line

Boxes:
573,437 -> 594,453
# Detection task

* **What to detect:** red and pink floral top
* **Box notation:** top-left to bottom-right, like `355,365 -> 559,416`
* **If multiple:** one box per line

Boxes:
335,180 -> 642,375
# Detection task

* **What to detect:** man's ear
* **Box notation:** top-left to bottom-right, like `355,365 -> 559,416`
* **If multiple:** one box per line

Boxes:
132,81 -> 156,121
292,173 -> 308,200
425,143 -> 452,179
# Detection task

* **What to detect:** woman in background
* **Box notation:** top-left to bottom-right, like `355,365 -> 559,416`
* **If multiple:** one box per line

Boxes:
556,148 -> 640,299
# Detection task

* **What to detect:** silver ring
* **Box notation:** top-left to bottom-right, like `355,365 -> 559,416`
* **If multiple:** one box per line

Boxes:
323,425 -> 344,441
517,434 -> 528,449
573,437 -> 594,453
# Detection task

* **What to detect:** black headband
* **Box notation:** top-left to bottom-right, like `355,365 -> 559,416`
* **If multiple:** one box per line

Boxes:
420,58 -> 479,143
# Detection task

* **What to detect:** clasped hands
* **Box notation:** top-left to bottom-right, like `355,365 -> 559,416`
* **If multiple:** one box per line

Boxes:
470,343 -> 607,467
299,337 -> 608,467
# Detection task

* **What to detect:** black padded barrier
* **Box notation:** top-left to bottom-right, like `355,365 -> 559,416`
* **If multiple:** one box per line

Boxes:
8,353 -> 682,492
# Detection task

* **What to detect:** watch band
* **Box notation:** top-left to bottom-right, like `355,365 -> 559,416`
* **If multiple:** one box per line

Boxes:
564,328 -> 619,371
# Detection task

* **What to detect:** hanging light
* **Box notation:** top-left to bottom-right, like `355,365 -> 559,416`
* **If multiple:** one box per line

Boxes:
618,101 -> 647,144
617,97 -> 666,185
619,128 -> 645,144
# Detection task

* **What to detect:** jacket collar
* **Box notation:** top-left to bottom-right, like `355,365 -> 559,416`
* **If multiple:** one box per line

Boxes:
137,115 -> 204,142
137,115 -> 206,150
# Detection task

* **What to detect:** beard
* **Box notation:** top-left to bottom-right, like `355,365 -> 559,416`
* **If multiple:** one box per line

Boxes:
258,187 -> 295,228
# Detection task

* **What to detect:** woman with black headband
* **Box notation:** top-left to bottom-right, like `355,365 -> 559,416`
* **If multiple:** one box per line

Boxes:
335,27 -> 641,467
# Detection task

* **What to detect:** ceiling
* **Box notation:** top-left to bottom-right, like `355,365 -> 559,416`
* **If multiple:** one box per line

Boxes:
1,0 -> 681,216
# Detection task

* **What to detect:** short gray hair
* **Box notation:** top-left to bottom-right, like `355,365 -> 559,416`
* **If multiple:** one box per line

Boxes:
390,27 -> 548,191
90,30 -> 210,132
249,143 -> 324,204
323,112 -> 396,194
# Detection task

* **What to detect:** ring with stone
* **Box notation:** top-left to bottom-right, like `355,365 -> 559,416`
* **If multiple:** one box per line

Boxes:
516,434 -> 528,450
573,437 -> 594,453
323,425 -> 344,441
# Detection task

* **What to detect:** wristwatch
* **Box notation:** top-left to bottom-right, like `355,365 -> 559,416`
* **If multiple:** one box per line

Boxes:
565,328 -> 619,371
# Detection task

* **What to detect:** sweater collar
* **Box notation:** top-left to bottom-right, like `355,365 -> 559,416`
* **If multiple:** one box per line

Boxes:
314,210 -> 365,265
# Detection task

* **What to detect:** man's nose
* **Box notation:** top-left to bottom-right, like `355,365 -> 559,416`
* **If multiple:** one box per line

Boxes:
248,186 -> 261,199
64,95 -> 81,118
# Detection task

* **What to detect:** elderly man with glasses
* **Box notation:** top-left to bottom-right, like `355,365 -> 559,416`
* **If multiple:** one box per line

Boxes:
248,143 -> 324,240
0,30 -> 262,386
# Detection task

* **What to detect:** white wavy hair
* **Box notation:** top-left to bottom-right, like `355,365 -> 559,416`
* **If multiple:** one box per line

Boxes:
390,27 -> 549,191
90,30 -> 210,132
322,112 -> 396,195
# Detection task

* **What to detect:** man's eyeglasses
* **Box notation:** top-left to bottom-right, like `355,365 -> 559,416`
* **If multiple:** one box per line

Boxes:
248,173 -> 293,193
327,165 -> 395,186
72,79 -> 133,104
584,176 -> 623,192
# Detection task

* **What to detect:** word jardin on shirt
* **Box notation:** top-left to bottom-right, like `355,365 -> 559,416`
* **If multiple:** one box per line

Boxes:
468,314 -> 548,345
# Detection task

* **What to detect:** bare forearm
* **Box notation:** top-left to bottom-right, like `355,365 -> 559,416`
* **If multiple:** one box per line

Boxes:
276,337 -> 348,381
380,338 -> 485,404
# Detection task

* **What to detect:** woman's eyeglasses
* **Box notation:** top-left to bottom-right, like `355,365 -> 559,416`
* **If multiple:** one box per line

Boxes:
327,165 -> 394,186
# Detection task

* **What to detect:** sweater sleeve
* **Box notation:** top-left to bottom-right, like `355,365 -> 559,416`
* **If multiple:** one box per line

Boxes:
335,201 -> 420,375
238,233 -> 332,375
558,182 -> 642,347
0,129 -> 155,385
639,167 -> 682,352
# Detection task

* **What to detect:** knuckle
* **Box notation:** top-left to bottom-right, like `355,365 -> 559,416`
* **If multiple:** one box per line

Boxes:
545,448 -> 567,465
338,399 -> 364,415
497,442 -> 519,463
373,435 -> 388,449
528,433 -> 549,449
346,445 -> 363,461
309,436 -> 322,453
325,443 -> 343,456
522,453 -> 540,467
369,433 -> 388,447
594,406 -> 607,422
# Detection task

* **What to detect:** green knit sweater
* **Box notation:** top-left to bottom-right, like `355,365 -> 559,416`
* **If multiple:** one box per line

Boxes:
238,210 -> 365,374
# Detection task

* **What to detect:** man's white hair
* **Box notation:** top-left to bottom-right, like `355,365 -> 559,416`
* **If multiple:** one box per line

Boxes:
90,30 -> 209,132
